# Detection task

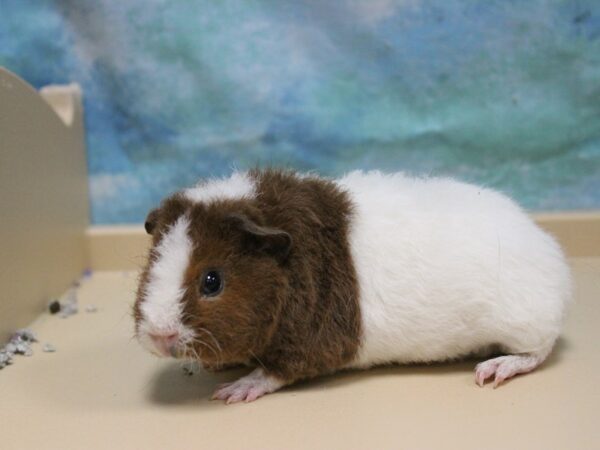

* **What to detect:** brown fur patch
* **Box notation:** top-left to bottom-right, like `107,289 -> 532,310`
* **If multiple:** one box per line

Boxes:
134,170 -> 361,384
248,169 -> 361,381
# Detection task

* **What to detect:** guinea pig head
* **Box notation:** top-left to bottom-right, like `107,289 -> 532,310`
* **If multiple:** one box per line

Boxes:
133,194 -> 291,369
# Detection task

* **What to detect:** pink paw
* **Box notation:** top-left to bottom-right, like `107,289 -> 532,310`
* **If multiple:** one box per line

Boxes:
475,353 -> 545,388
211,368 -> 284,404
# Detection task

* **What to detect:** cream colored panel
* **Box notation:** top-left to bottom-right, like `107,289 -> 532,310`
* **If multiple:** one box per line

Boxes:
0,67 -> 89,340
86,225 -> 151,271
535,212 -> 600,258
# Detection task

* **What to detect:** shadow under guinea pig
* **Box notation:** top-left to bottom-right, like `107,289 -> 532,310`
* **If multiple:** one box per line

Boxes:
285,337 -> 571,393
538,336 -> 569,369
148,338 -> 570,404
284,360 -> 476,395
147,362 -> 250,406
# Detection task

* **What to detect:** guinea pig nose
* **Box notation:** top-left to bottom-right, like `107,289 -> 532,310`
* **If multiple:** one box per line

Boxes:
148,331 -> 180,356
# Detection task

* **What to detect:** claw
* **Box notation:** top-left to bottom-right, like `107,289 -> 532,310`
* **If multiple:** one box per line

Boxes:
474,353 -> 547,388
210,368 -> 285,404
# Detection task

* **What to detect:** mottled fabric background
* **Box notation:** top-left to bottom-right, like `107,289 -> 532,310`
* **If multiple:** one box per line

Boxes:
1,0 -> 599,224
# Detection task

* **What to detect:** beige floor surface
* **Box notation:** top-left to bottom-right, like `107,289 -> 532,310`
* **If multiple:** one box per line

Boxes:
1,259 -> 599,450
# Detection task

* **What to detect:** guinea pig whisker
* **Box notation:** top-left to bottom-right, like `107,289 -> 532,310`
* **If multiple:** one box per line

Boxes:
197,327 -> 223,354
189,344 -> 202,361
191,337 -> 221,367
176,314 -> 223,368
191,347 -> 201,363
197,328 -> 224,368
183,346 -> 200,366
249,350 -> 268,371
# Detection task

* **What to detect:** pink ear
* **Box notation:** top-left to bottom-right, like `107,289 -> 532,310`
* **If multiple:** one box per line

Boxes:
226,213 -> 292,261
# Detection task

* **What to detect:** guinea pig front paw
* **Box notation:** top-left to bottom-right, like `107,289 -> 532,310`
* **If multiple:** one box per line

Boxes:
211,368 -> 285,404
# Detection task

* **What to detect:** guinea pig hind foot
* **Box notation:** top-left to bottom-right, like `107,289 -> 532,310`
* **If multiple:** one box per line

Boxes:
211,368 -> 285,404
474,349 -> 550,388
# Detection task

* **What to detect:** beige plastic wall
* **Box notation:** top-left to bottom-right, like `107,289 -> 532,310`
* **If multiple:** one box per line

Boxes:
0,67 -> 89,340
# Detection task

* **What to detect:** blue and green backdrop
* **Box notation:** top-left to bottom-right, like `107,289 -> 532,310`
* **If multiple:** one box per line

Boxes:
1,0 -> 599,223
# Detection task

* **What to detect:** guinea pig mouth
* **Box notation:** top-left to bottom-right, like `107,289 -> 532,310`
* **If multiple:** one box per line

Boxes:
149,344 -> 184,359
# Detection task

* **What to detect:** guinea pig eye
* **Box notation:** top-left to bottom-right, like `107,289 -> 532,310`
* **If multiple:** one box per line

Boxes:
200,270 -> 223,298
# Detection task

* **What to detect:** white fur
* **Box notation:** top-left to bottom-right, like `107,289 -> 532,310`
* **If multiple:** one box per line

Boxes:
138,215 -> 195,353
184,171 -> 255,203
336,171 -> 572,368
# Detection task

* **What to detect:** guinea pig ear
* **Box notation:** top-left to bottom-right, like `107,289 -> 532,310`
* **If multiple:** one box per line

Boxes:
226,213 -> 292,261
144,208 -> 160,235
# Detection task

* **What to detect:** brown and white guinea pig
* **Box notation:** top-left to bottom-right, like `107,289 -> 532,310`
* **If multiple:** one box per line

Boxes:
134,169 -> 571,403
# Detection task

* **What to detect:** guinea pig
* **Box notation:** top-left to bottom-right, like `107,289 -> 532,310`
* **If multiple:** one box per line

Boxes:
133,169 -> 572,403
